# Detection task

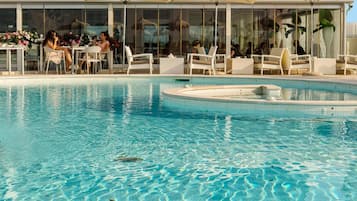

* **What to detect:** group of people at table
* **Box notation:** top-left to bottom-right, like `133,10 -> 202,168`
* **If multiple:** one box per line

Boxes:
43,30 -> 110,73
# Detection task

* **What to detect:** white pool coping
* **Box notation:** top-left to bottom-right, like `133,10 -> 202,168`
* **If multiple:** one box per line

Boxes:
163,84 -> 357,106
0,74 -> 357,85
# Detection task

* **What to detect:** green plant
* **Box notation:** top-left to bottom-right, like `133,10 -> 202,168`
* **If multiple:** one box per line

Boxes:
313,9 -> 335,33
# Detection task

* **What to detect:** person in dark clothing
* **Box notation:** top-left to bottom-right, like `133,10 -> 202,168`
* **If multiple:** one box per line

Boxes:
294,40 -> 306,55
245,42 -> 252,58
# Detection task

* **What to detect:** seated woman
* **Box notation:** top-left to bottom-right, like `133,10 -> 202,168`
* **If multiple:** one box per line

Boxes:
43,30 -> 72,72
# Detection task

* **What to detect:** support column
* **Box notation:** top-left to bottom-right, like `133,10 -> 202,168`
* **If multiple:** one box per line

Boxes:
108,3 -> 114,37
226,3 -> 231,58
16,3 -> 22,31
342,4 -> 347,56
17,3 -> 23,73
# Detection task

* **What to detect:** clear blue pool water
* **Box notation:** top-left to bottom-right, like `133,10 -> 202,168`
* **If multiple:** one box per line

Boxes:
0,77 -> 356,200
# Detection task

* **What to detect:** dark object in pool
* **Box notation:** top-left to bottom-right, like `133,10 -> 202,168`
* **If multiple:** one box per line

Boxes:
175,78 -> 190,82
114,156 -> 143,162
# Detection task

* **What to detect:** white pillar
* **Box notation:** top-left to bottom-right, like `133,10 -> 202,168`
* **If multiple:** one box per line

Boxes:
16,3 -> 22,31
215,4 -> 218,47
226,3 -> 231,58
123,3 -> 127,70
17,3 -> 23,72
108,3 -> 114,37
343,4 -> 347,56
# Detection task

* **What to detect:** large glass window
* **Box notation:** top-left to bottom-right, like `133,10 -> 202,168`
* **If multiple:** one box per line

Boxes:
0,9 -> 16,33
86,9 -> 108,36
159,9 -> 180,56
232,9 -> 253,57
217,9 -> 226,54
45,9 -> 85,36
278,9 -> 310,55
232,8 -> 342,58
125,8 -> 136,53
182,9 -> 203,54
312,9 -> 341,58
127,8 -> 159,56
23,9 -> 45,34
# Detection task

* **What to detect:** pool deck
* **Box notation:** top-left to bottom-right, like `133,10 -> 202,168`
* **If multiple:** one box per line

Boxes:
0,74 -> 356,86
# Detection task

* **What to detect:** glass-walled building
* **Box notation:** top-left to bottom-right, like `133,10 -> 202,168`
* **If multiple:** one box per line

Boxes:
0,0 -> 352,67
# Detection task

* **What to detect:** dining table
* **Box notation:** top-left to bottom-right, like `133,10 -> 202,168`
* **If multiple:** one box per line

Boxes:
0,45 -> 25,75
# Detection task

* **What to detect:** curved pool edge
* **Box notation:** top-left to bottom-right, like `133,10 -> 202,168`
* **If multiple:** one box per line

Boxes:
163,85 -> 357,107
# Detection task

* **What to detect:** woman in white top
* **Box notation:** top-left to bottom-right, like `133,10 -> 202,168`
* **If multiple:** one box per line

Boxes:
43,30 -> 72,72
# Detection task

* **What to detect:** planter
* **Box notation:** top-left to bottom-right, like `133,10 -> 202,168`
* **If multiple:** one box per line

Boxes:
323,26 -> 334,58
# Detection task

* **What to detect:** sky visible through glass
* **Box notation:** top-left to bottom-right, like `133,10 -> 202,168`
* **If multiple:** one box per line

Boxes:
347,3 -> 357,22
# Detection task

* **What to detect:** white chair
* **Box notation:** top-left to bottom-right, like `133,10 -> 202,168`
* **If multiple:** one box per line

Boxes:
285,53 -> 311,75
44,46 -> 65,74
188,46 -> 217,75
125,46 -> 153,75
215,54 -> 227,74
252,48 -> 287,75
337,55 -> 357,75
78,46 -> 102,74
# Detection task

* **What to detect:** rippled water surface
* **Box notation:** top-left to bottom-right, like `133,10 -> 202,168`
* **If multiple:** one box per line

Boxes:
0,78 -> 356,200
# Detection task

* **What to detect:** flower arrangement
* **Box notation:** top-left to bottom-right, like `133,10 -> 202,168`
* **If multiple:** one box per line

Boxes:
0,30 -> 39,50
60,32 -> 91,47
61,32 -> 81,46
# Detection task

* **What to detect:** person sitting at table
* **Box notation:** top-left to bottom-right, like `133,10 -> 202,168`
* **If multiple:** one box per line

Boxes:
96,31 -> 110,53
78,31 -> 111,73
43,30 -> 72,72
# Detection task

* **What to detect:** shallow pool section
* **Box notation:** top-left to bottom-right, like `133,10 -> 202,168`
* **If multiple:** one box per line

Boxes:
163,84 -> 357,117
0,77 -> 356,200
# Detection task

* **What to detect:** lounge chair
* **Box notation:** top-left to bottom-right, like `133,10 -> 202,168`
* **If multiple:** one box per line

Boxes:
285,52 -> 312,75
188,46 -> 217,75
336,55 -> 357,75
252,48 -> 287,75
125,46 -> 153,75
215,54 -> 227,74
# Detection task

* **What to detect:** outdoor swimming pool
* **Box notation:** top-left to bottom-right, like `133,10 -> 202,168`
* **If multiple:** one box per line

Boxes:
0,76 -> 356,200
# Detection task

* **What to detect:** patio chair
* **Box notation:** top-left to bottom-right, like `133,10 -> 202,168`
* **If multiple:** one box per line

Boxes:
125,46 -> 153,75
252,48 -> 287,75
285,52 -> 312,75
188,46 -> 217,75
44,46 -> 65,74
336,55 -> 357,75
78,46 -> 102,74
215,54 -> 227,74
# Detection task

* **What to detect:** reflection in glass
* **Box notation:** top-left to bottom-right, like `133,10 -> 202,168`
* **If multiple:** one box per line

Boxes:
135,9 -> 158,56
126,9 -> 136,52
86,9 -> 108,36
159,9 -> 180,56
23,9 -> 45,35
45,9 -> 85,36
0,9 -> 16,33
203,9 -> 215,51
217,9 -> 226,54
182,9 -> 202,54
232,9 -> 253,57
